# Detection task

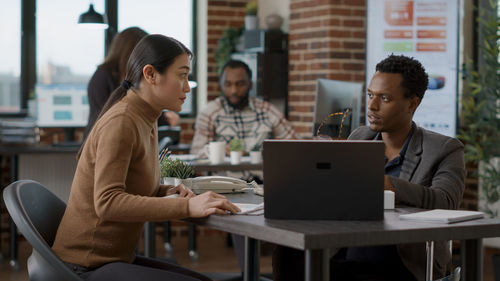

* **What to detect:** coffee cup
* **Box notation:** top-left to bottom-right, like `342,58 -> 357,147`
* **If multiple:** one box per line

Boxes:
204,141 -> 226,164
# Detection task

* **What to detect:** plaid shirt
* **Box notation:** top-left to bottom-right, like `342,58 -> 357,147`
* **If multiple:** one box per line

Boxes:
191,96 -> 297,155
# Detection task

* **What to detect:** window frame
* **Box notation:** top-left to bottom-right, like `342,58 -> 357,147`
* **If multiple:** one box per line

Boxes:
1,0 -> 197,117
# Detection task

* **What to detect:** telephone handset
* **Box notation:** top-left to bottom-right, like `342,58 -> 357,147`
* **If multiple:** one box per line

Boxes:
183,176 -> 256,194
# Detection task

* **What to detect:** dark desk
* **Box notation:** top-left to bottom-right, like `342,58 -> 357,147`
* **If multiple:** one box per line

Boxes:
187,192 -> 500,281
0,144 -> 78,269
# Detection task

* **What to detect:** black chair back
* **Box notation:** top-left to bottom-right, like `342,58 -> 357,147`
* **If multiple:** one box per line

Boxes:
3,180 -> 83,281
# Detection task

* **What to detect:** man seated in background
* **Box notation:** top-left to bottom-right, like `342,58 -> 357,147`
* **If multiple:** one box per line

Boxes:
191,59 -> 297,179
273,54 -> 465,281
191,59 -> 297,273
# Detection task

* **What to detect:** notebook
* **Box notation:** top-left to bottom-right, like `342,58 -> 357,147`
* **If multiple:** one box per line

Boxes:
399,209 -> 484,224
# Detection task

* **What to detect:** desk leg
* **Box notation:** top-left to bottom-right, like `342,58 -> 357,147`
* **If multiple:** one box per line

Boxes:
163,221 -> 174,254
461,239 -> 483,281
188,223 -> 199,261
426,241 -> 434,281
305,249 -> 329,281
144,222 -> 156,258
244,236 -> 259,281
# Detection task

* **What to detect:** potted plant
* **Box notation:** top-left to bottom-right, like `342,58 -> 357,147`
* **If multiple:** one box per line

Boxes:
229,138 -> 244,164
458,0 -> 500,248
249,143 -> 262,164
214,27 -> 243,75
160,157 -> 194,187
244,1 -> 258,30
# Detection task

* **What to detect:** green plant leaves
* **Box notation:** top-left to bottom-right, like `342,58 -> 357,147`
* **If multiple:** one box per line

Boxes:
160,157 -> 194,179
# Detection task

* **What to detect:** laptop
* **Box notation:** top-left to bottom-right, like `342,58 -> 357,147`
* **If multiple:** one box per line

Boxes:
263,140 -> 385,220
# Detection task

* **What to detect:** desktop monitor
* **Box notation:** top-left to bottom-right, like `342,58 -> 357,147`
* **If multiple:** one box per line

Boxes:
313,79 -> 363,139
36,84 -> 89,143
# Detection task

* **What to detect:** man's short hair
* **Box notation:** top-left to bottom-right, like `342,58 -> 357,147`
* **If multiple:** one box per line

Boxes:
375,54 -> 428,100
221,60 -> 252,81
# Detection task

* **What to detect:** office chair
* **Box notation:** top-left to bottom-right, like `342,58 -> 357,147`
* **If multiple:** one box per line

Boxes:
3,180 -> 83,281
434,266 -> 461,281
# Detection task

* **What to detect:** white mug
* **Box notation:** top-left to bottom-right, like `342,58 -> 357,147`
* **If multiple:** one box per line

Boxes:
204,141 -> 226,164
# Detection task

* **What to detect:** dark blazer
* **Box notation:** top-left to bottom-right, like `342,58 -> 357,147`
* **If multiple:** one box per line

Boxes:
348,123 -> 465,281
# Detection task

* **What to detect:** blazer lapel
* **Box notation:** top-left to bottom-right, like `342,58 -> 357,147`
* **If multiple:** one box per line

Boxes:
400,123 -> 423,181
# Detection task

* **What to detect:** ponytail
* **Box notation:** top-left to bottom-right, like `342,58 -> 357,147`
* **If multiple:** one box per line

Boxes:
77,81 -> 131,160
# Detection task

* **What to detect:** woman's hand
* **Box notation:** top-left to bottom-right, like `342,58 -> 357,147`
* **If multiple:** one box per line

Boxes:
166,184 -> 195,198
188,191 -> 241,218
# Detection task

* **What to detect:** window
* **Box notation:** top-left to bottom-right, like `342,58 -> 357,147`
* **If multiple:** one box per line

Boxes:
118,0 -> 196,115
0,1 -> 21,113
37,0 -> 105,86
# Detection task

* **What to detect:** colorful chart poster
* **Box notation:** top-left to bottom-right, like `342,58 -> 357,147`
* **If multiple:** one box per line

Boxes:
366,0 -> 458,137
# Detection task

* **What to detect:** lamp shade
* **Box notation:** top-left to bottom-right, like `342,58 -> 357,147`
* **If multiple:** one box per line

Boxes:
78,4 -> 108,29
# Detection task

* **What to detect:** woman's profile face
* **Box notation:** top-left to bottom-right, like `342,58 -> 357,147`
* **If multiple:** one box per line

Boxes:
154,53 -> 191,112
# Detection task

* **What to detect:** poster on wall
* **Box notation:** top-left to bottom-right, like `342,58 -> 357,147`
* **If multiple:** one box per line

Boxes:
366,0 -> 458,137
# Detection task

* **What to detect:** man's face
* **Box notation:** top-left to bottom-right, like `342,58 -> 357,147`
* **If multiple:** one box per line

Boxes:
366,72 -> 419,133
221,67 -> 252,108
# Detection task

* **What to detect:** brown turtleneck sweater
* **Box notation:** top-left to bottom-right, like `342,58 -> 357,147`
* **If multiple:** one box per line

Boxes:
52,90 -> 189,268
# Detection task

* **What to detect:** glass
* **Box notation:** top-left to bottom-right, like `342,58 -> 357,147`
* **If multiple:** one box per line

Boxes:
316,108 -> 351,140
119,0 -> 194,115
37,0 -> 105,85
0,1 -> 21,113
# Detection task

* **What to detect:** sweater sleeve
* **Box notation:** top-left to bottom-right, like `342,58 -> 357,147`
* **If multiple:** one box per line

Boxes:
93,116 -> 189,222
190,109 -> 214,155
391,138 -> 465,209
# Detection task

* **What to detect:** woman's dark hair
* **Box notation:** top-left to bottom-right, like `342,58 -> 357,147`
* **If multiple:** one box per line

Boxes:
100,27 -> 148,82
375,54 -> 429,100
78,35 -> 192,159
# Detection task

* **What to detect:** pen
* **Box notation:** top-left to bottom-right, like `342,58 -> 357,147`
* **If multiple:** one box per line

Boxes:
159,148 -> 170,162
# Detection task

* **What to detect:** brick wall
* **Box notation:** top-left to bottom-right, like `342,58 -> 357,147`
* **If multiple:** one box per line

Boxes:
288,0 -> 366,137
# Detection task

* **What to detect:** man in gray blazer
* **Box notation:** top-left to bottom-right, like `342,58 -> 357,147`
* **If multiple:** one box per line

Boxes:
273,55 -> 465,281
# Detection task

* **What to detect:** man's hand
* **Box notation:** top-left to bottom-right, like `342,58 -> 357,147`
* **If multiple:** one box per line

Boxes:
384,175 -> 395,192
188,191 -> 241,217
164,111 -> 180,127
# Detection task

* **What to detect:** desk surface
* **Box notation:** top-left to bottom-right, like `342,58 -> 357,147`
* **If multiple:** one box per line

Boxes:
191,160 -> 263,172
188,192 -> 500,250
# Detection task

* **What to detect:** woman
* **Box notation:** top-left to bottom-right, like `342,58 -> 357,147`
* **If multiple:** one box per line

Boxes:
52,35 -> 240,281
85,27 -> 179,139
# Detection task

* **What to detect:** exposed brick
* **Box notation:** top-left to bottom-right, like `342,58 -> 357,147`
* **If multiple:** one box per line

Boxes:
328,29 -> 351,38
343,19 -> 364,27
344,41 -> 365,49
329,8 -> 351,16
328,73 -> 352,81
343,62 -> 364,71
343,0 -> 366,6
310,41 -> 328,49
329,51 -> 351,59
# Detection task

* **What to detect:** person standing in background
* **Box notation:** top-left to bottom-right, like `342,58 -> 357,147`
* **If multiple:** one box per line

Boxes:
84,27 -> 179,139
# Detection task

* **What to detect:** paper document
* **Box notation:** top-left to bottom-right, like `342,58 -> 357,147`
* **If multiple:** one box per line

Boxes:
233,202 -> 264,215
399,209 -> 484,224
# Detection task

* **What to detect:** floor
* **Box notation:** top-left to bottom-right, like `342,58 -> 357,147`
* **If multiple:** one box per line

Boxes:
0,231 -> 499,281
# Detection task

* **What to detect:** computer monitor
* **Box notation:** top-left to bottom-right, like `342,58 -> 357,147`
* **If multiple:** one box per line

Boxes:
313,79 -> 363,139
35,84 -> 89,143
